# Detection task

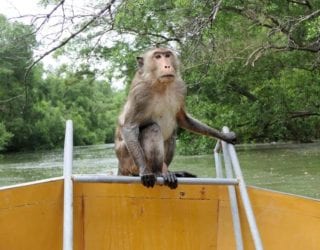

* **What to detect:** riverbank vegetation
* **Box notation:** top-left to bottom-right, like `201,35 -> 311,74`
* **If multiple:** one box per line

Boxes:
1,1 -> 320,153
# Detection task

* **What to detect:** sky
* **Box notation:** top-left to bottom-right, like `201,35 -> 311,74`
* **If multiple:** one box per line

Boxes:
0,0 -> 44,18
0,0 -> 124,88
0,0 -> 70,68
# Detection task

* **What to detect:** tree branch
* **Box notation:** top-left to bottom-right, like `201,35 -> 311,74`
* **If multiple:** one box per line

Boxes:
31,0 -> 65,35
289,111 -> 320,118
0,95 -> 24,104
227,82 -> 258,102
287,0 -> 312,10
24,0 -> 116,81
224,4 -> 320,65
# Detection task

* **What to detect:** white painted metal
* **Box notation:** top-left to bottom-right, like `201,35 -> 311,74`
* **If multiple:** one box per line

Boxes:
221,139 -> 244,250
214,142 -> 223,178
73,175 -> 239,185
61,122 -> 262,250
63,120 -> 74,250
223,126 -> 264,250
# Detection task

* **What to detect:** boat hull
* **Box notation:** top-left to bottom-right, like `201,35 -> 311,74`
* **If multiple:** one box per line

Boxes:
1,178 -> 319,249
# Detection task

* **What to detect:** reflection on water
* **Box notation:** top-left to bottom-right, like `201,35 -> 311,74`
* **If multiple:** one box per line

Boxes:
0,142 -> 319,199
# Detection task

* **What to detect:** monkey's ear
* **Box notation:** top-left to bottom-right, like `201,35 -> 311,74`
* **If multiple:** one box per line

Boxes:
136,57 -> 144,68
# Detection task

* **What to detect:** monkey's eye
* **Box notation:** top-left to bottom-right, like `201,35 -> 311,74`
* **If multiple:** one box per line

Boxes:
155,54 -> 161,59
165,53 -> 171,58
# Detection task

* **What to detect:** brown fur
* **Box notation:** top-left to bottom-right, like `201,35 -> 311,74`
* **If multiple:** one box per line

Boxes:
115,47 -> 236,188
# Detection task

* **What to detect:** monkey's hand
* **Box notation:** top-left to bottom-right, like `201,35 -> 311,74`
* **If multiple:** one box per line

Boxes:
222,131 -> 237,144
140,172 -> 157,188
163,171 -> 178,189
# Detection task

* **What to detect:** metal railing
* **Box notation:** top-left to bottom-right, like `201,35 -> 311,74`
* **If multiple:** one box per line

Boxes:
62,121 -> 263,250
73,175 -> 239,185
63,120 -> 74,250
215,127 -> 263,250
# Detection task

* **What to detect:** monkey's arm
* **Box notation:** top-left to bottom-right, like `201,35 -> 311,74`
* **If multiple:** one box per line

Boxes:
177,109 -> 236,143
121,125 -> 146,171
121,124 -> 156,187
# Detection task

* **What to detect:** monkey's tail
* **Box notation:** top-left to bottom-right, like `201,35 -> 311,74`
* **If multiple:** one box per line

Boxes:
173,171 -> 197,178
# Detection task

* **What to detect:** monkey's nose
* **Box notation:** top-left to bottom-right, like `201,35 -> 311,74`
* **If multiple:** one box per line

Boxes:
164,65 -> 171,69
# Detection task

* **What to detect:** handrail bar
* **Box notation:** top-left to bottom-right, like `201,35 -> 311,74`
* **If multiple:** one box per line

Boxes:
214,142 -> 223,178
73,175 -> 239,185
221,138 -> 244,250
63,120 -> 73,250
223,127 -> 264,250
62,121 -> 262,250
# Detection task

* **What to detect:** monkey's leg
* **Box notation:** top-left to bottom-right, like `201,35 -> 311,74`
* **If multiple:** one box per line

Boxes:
163,133 -> 197,182
115,138 -> 138,176
139,123 -> 165,188
161,132 -> 178,189
164,130 -> 177,166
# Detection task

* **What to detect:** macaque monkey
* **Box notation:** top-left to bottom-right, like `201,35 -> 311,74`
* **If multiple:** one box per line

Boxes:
115,47 -> 236,189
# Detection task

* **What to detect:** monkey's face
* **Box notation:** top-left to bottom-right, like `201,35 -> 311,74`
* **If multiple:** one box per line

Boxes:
152,50 -> 176,83
138,48 -> 179,84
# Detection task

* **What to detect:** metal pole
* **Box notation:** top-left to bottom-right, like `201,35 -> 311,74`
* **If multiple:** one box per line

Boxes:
73,175 -> 239,186
63,120 -> 73,250
223,127 -> 264,250
214,142 -> 223,178
221,139 -> 244,250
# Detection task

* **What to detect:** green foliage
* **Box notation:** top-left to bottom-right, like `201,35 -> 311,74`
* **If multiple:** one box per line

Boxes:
0,15 -> 36,151
67,0 -> 320,152
32,68 -> 125,148
306,16 -> 320,40
0,15 -> 124,151
0,123 -> 12,150
2,1 -> 320,154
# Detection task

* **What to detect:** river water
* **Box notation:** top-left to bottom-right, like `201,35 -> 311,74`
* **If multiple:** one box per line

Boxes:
0,142 -> 319,199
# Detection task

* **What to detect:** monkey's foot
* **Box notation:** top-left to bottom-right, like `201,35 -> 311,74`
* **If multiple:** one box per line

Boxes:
173,171 -> 197,178
141,173 -> 156,188
163,171 -> 178,189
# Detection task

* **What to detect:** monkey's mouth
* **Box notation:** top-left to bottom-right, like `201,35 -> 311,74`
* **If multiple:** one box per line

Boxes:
161,74 -> 175,78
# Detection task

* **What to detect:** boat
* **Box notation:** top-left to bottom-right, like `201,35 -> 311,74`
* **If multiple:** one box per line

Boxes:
0,121 -> 319,250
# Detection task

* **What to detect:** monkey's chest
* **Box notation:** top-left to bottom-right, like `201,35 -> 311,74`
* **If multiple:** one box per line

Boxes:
149,97 -> 179,140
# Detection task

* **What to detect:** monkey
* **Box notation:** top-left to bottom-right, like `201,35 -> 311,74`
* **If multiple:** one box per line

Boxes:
115,47 -> 236,189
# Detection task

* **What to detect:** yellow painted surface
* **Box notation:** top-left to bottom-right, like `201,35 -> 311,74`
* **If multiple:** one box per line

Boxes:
0,179 -> 63,250
217,187 -> 320,250
73,183 -> 220,250
1,179 -> 320,250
